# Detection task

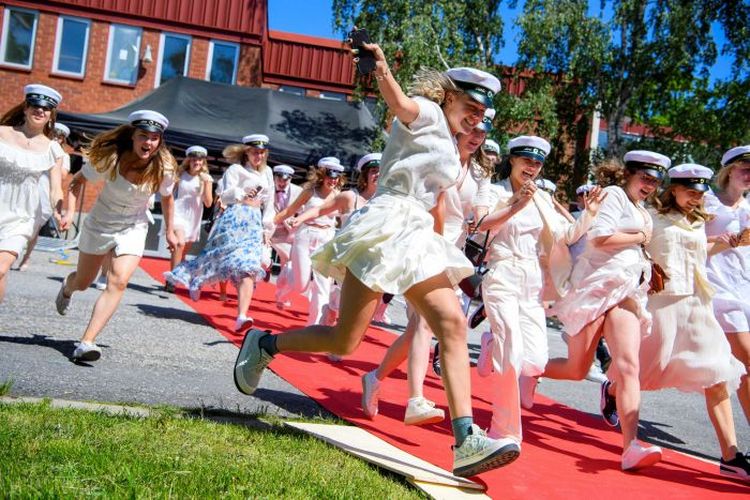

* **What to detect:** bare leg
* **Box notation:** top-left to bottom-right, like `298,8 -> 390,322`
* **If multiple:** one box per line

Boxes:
602,300 -> 642,448
405,274 -> 471,419
704,382 -> 739,461
543,315 -> 604,380
0,251 -> 18,303
79,254 -> 142,344
64,251 -> 108,295
16,234 -> 38,270
219,281 -> 229,301
275,270 -> 381,355
406,314 -> 435,398
374,313 -> 414,381
237,277 -> 255,317
169,229 -> 186,271
726,331 -> 750,425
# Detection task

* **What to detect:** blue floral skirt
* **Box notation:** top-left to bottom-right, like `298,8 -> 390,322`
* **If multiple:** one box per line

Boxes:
165,204 -> 265,294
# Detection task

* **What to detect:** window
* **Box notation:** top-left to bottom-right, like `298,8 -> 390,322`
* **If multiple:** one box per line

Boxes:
278,85 -> 305,96
52,16 -> 90,77
0,7 -> 38,69
104,24 -> 142,85
319,91 -> 345,101
155,32 -> 190,86
206,40 -> 239,84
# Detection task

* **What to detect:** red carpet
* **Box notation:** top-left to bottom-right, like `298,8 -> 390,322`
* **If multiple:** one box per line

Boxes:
142,257 -> 747,498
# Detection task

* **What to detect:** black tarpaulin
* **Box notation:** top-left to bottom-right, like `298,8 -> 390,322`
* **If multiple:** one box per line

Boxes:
56,76 -> 378,170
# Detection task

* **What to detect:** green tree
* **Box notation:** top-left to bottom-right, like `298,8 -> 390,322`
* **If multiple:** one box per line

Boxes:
331,1 -> 556,155
516,0 -> 750,183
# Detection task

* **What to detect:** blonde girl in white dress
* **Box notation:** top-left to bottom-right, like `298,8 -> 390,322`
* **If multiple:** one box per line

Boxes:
546,151 -> 669,471
274,157 -> 343,325
165,145 -> 213,292
704,145 -> 750,424
474,136 -> 604,449
0,84 -> 65,303
640,163 -> 749,481
58,110 -> 177,362
234,40 -> 514,476
360,116 -> 494,426
289,153 -> 381,329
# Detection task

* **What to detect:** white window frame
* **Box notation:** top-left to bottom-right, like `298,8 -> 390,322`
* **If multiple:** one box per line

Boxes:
153,31 -> 191,87
52,15 -> 91,77
319,91 -> 346,101
103,23 -> 142,85
0,6 -> 39,69
278,85 -> 305,96
205,40 -> 239,84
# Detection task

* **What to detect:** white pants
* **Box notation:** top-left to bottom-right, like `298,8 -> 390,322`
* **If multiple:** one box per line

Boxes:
482,257 -> 548,443
271,237 -> 293,304
277,224 -> 335,325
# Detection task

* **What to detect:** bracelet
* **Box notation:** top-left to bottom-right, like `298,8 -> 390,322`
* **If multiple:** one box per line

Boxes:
638,230 -> 648,245
374,68 -> 390,81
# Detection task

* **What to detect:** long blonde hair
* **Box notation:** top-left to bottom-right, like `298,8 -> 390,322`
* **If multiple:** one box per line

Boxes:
222,144 -> 269,172
594,158 -> 631,187
407,68 -> 461,105
653,184 -> 713,223
0,101 -> 58,138
84,124 -> 176,193
303,167 -> 346,191
177,156 -> 209,177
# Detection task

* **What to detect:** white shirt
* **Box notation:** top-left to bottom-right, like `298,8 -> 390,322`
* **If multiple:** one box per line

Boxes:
219,163 -> 276,235
376,97 -> 460,209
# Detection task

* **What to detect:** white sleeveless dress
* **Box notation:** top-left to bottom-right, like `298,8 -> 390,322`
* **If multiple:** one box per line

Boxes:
173,171 -> 207,242
311,97 -> 473,295
0,139 -> 64,255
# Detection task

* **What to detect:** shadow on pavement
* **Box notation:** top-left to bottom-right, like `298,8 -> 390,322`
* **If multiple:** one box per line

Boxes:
0,333 -> 106,366
133,303 -> 210,326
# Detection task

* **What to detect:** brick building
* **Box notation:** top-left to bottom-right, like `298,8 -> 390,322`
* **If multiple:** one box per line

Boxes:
0,0 -> 358,115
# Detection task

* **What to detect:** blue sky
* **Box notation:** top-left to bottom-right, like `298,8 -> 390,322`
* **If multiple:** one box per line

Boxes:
268,0 -> 732,82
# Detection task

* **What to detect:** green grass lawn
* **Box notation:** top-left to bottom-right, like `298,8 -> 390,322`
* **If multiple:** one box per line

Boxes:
0,401 -> 424,498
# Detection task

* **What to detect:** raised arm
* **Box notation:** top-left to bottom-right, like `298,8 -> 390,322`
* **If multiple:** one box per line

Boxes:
360,42 -> 420,126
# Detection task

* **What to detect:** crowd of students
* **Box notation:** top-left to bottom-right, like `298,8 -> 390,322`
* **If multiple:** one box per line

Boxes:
2,56 -> 749,481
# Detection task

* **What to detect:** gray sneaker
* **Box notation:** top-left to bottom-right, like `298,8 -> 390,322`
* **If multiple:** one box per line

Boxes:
55,280 -> 71,315
234,329 -> 274,395
71,342 -> 101,362
452,425 -> 520,477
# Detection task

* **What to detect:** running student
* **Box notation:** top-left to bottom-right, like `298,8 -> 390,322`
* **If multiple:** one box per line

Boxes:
165,145 -> 213,292
545,151 -> 670,471
0,84 -> 66,303
234,39 -> 515,476
58,110 -> 177,362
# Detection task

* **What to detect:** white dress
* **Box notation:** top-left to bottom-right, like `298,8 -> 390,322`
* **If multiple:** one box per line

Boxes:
173,171 -> 209,242
704,193 -> 750,333
552,185 -> 652,336
640,210 -> 745,393
79,162 -> 175,256
312,97 -> 473,295
443,160 -> 491,247
0,139 -> 64,255
35,150 -> 70,232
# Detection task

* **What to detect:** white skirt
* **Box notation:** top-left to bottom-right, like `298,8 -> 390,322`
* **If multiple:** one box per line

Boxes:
640,292 -> 745,393
552,256 -> 651,337
311,192 -> 473,295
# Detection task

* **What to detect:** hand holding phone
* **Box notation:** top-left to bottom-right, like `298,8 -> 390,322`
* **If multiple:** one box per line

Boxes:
347,27 -> 377,76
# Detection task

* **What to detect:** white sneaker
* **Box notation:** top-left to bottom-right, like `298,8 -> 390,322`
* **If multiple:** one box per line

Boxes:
55,280 -> 72,316
189,288 -> 201,301
452,425 -> 521,477
361,370 -> 381,419
585,363 -> 608,383
234,315 -> 254,332
403,397 -> 445,425
519,375 -> 538,410
326,353 -> 342,362
621,440 -> 662,471
72,342 -> 102,362
476,331 -> 494,377
233,329 -> 274,395
94,275 -> 107,290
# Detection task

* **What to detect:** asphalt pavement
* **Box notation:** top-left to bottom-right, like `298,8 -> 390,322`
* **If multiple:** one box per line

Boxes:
0,250 -> 747,463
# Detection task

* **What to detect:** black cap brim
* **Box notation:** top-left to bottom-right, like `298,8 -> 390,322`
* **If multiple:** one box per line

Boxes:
639,168 -> 664,180
513,151 -> 545,163
475,120 -> 493,132
26,97 -> 54,108
464,89 -> 493,108
325,171 -> 342,179
135,123 -> 164,133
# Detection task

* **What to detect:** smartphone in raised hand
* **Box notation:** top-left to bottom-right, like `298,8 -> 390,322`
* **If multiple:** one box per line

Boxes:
347,27 -> 377,76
